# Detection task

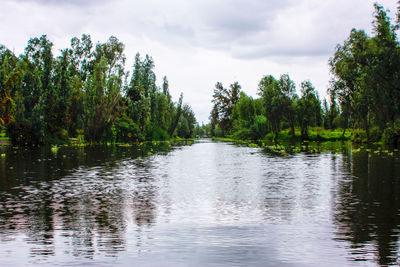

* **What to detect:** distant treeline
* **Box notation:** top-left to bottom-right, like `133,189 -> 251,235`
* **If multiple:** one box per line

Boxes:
0,35 -> 198,145
209,4 -> 400,148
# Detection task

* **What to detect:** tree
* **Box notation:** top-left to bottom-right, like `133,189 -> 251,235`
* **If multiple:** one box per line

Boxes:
278,74 -> 297,138
211,81 -> 241,134
297,81 -> 321,140
169,93 -> 184,137
181,104 -> 196,138
0,47 -> 18,127
1,35 -> 197,144
330,4 -> 400,142
24,35 -> 55,143
84,54 -> 122,142
70,34 -> 93,81
210,103 -> 219,137
258,75 -> 284,142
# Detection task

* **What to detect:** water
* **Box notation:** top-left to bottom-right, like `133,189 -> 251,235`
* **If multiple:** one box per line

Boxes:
0,140 -> 399,266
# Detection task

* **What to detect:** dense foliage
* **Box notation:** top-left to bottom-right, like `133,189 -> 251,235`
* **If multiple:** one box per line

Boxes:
330,4 -> 400,147
210,3 -> 400,148
0,35 -> 197,145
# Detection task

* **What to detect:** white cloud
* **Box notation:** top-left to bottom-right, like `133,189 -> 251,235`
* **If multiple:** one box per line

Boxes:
1,0 -> 398,123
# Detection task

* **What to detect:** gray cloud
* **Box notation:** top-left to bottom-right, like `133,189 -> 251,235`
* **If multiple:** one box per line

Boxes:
197,0 -> 294,38
12,0 -> 108,6
108,0 -> 344,59
1,0 -> 398,123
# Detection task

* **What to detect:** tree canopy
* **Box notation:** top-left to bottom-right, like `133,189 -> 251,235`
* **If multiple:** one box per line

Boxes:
0,35 -> 197,145
208,3 -> 400,148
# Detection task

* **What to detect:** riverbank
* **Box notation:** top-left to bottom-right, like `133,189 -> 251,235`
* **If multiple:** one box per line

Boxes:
212,128 -> 399,157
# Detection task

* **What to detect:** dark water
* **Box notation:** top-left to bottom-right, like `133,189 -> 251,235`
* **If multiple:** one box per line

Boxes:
0,140 -> 399,266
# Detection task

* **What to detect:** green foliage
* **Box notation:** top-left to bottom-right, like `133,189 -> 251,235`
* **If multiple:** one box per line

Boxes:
232,93 -> 255,127
352,129 -> 368,144
0,35 -> 197,145
177,117 -> 191,138
258,74 -> 298,141
250,115 -> 268,140
232,127 -> 256,140
369,126 -> 382,143
146,124 -> 169,141
213,125 -> 224,137
299,81 -> 322,138
210,81 -> 241,135
207,2 -> 396,149
114,116 -> 144,143
330,4 -> 400,140
382,119 -> 400,148
6,121 -> 36,145
258,75 -> 282,138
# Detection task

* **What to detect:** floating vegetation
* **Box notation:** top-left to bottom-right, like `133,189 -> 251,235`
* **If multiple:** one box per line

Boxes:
117,143 -> 133,147
51,145 -> 59,154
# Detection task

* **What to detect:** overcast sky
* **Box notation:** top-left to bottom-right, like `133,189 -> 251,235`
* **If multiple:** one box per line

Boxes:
1,0 -> 398,123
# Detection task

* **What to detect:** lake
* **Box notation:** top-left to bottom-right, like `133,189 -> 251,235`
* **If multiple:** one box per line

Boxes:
0,140 -> 399,266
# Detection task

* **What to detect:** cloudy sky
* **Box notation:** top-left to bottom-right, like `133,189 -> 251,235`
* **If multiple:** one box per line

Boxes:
1,0 -> 398,123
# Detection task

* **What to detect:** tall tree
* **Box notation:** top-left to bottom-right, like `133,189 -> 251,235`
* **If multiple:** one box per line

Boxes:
278,74 -> 297,138
0,47 -> 18,127
258,75 -> 283,142
169,93 -> 183,136
211,81 -> 241,134
297,81 -> 321,140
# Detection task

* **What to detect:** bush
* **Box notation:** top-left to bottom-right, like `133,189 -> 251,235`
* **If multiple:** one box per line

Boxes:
250,115 -> 268,140
232,128 -> 256,140
177,117 -> 191,139
332,117 -> 342,129
369,126 -> 382,143
213,126 -> 224,137
264,132 -> 275,143
352,129 -> 367,144
6,121 -> 36,146
151,126 -> 169,141
382,119 -> 400,148
45,129 -> 70,145
76,129 -> 85,142
114,116 -> 144,143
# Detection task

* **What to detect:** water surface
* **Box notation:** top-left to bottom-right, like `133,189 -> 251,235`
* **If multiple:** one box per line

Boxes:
0,140 -> 399,266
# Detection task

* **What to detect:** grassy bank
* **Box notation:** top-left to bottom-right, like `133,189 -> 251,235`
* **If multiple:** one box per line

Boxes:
212,128 -> 399,157
213,128 -> 351,145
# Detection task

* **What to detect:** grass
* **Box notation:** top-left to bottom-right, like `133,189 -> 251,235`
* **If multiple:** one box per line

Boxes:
271,127 -> 352,143
212,128 -> 356,156
0,130 -> 10,142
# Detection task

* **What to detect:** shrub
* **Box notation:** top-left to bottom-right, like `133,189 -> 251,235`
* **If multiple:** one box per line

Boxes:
352,129 -> 367,144
76,129 -> 85,142
6,121 -> 36,146
382,119 -> 400,148
114,116 -> 144,143
213,126 -> 224,137
151,126 -> 169,141
250,115 -> 268,140
332,117 -> 342,129
369,126 -> 382,143
264,132 -> 275,143
232,128 -> 256,140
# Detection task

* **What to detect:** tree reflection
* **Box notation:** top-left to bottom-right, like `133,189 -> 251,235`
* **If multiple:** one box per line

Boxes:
333,151 -> 400,265
0,144 -> 167,261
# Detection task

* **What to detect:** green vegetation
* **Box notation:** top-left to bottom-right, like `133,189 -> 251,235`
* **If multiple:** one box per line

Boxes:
0,35 -> 197,146
209,3 -> 400,150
